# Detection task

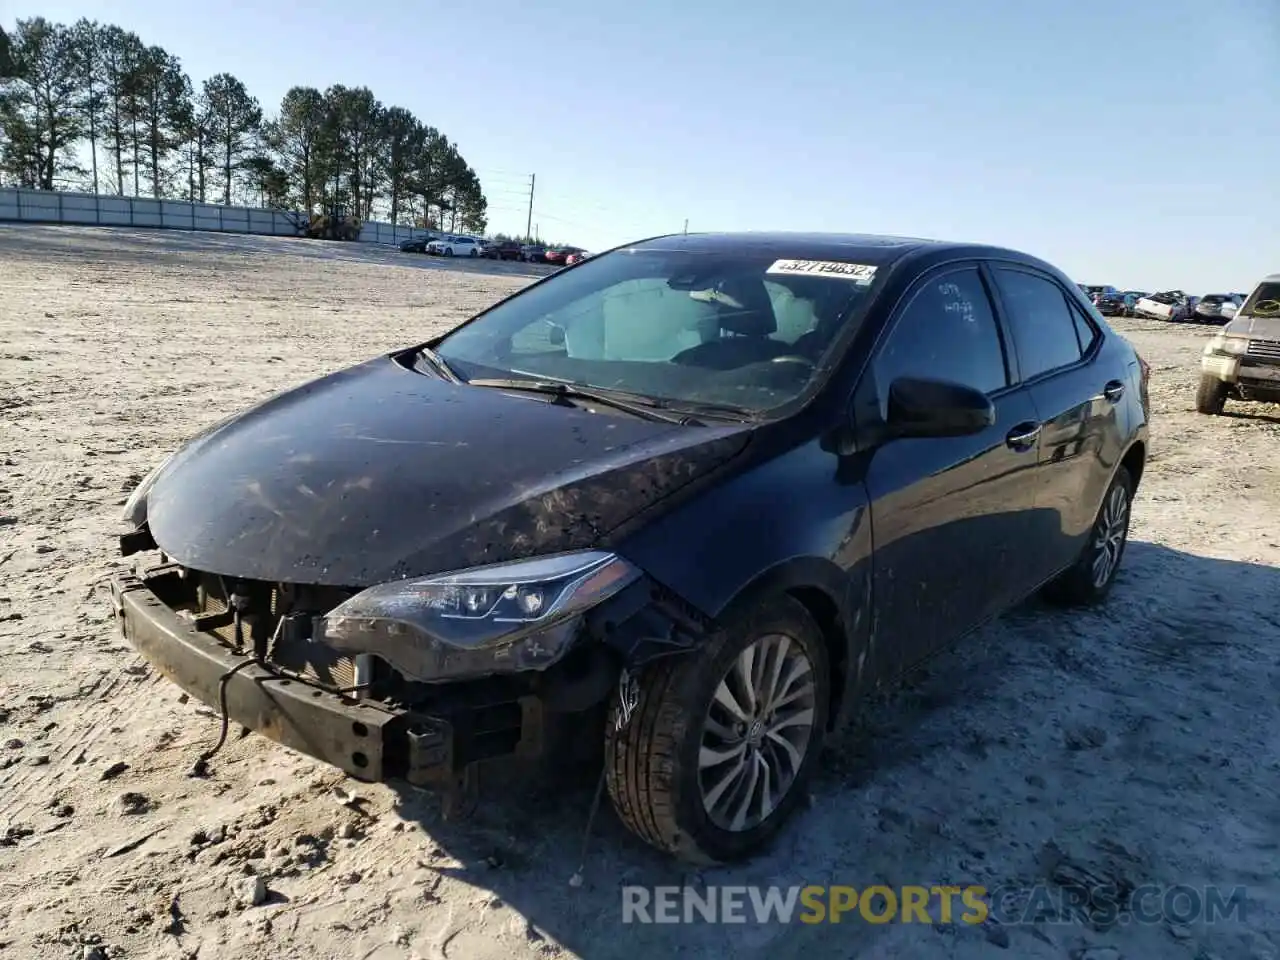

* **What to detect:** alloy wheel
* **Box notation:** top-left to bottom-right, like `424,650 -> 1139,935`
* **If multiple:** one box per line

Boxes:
698,633 -> 817,832
1091,483 -> 1129,588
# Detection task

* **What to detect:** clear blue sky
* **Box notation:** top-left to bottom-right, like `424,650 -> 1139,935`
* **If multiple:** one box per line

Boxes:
16,0 -> 1279,291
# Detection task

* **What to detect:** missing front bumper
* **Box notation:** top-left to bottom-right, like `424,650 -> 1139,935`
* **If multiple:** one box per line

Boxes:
107,571 -> 542,788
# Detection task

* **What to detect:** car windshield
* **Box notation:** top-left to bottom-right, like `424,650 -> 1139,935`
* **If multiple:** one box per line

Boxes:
433,246 -> 881,414
1240,282 -> 1280,318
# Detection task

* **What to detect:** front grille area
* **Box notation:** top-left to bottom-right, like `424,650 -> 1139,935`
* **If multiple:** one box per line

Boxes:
1246,339 -> 1280,361
193,572 -> 360,690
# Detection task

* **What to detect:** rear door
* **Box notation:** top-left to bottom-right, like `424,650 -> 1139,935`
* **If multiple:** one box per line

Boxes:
862,263 -> 1043,678
987,264 -> 1118,580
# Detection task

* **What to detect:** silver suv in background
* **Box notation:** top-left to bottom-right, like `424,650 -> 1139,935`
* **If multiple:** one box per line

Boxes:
1197,274 -> 1280,414
1194,293 -> 1243,324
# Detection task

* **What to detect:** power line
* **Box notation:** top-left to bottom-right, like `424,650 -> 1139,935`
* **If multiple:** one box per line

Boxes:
532,209 -> 583,228
475,167 -> 535,179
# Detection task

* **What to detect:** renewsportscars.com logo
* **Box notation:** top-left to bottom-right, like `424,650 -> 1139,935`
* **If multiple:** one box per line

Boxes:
621,884 -> 1249,926
624,886 -> 987,925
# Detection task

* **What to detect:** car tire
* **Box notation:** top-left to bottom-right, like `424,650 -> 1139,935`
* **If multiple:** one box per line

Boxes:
469,249 -> 477,257
1195,375 -> 1229,415
604,593 -> 830,864
1043,464 -> 1134,607
444,247 -> 453,257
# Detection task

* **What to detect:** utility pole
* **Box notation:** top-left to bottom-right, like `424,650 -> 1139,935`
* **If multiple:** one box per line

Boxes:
525,173 -> 536,242
683,219 -> 688,234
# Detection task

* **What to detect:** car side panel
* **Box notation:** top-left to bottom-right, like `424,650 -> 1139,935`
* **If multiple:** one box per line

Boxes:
859,386 -> 1044,679
1027,333 -> 1144,582
989,272 -> 1116,573
612,435 -> 874,725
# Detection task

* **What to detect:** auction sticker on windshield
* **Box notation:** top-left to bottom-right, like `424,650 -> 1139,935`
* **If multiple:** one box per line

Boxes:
767,260 -> 878,284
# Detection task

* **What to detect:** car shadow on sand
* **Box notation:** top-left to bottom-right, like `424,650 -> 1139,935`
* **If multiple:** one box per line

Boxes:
383,540 -> 1280,959
1220,408 -> 1280,426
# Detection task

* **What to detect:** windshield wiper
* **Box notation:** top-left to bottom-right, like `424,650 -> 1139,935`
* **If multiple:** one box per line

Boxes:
660,398 -> 759,421
465,377 -> 700,425
417,346 -> 462,383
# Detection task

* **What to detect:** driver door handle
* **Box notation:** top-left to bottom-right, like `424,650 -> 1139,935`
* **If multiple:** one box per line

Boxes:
1006,421 -> 1041,451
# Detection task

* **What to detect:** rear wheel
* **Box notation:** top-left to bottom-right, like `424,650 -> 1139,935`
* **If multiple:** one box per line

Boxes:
1044,465 -> 1133,606
604,594 -> 829,863
1196,376 -> 1228,415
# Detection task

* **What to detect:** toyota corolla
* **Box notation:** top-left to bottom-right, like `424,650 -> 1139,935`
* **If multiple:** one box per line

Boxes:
111,232 -> 1149,863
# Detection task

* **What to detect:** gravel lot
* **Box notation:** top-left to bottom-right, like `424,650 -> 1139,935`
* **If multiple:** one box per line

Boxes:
1,225 -> 1278,960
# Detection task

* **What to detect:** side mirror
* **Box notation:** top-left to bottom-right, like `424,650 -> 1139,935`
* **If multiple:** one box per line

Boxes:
885,376 -> 995,439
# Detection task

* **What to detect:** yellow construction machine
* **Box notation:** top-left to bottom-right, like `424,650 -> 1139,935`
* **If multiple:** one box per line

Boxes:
304,204 -> 361,241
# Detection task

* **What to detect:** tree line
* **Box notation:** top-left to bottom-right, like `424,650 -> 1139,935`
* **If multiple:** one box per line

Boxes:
0,17 -> 488,232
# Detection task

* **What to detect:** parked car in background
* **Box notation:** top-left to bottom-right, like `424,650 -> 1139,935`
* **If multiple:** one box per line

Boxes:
399,236 -> 435,253
111,230 -> 1149,863
520,244 -> 548,263
544,246 -> 585,266
1194,293 -> 1243,324
1197,273 -> 1280,414
431,236 -> 482,258
425,236 -> 454,255
563,250 -> 591,266
1134,291 -> 1197,322
483,240 -> 524,261
1094,291 -> 1129,317
1084,285 -> 1120,301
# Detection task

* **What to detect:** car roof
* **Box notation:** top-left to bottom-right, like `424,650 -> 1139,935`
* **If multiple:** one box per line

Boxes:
621,231 -> 1058,274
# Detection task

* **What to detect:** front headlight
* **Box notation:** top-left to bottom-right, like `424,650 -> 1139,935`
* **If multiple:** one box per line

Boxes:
1205,335 -> 1249,356
316,551 -> 642,683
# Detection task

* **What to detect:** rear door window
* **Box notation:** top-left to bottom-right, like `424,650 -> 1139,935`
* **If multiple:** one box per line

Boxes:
991,267 -> 1086,380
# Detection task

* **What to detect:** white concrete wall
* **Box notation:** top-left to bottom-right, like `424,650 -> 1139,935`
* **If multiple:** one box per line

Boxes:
0,188 -> 432,246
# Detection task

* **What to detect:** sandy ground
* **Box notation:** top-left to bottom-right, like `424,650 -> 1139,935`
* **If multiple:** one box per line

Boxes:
1,224 -> 1278,960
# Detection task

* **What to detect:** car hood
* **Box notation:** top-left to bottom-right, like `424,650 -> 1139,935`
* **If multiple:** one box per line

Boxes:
1225,314 -> 1280,341
142,355 -> 752,587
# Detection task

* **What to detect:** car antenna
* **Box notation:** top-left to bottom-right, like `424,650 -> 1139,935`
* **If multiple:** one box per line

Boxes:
569,668 -> 639,887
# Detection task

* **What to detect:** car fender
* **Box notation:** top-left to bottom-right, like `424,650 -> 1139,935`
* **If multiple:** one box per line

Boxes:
611,434 -> 873,727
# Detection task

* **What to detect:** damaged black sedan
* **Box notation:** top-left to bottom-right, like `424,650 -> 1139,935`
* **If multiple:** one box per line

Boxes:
111,232 -> 1149,863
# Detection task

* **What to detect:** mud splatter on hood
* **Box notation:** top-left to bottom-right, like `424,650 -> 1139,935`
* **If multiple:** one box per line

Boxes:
143,355 -> 753,586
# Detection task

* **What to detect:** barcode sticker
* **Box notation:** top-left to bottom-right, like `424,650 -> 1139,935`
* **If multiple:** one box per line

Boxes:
766,259 -> 878,284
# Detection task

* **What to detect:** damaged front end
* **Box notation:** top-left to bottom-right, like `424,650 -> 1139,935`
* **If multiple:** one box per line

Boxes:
108,531 -> 705,811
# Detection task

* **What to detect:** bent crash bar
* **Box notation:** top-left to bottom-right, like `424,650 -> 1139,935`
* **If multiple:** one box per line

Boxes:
108,571 -> 452,785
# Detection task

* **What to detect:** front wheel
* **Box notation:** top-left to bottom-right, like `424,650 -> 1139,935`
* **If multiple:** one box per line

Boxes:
1196,376 -> 1229,415
604,594 -> 829,863
1043,464 -> 1133,606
